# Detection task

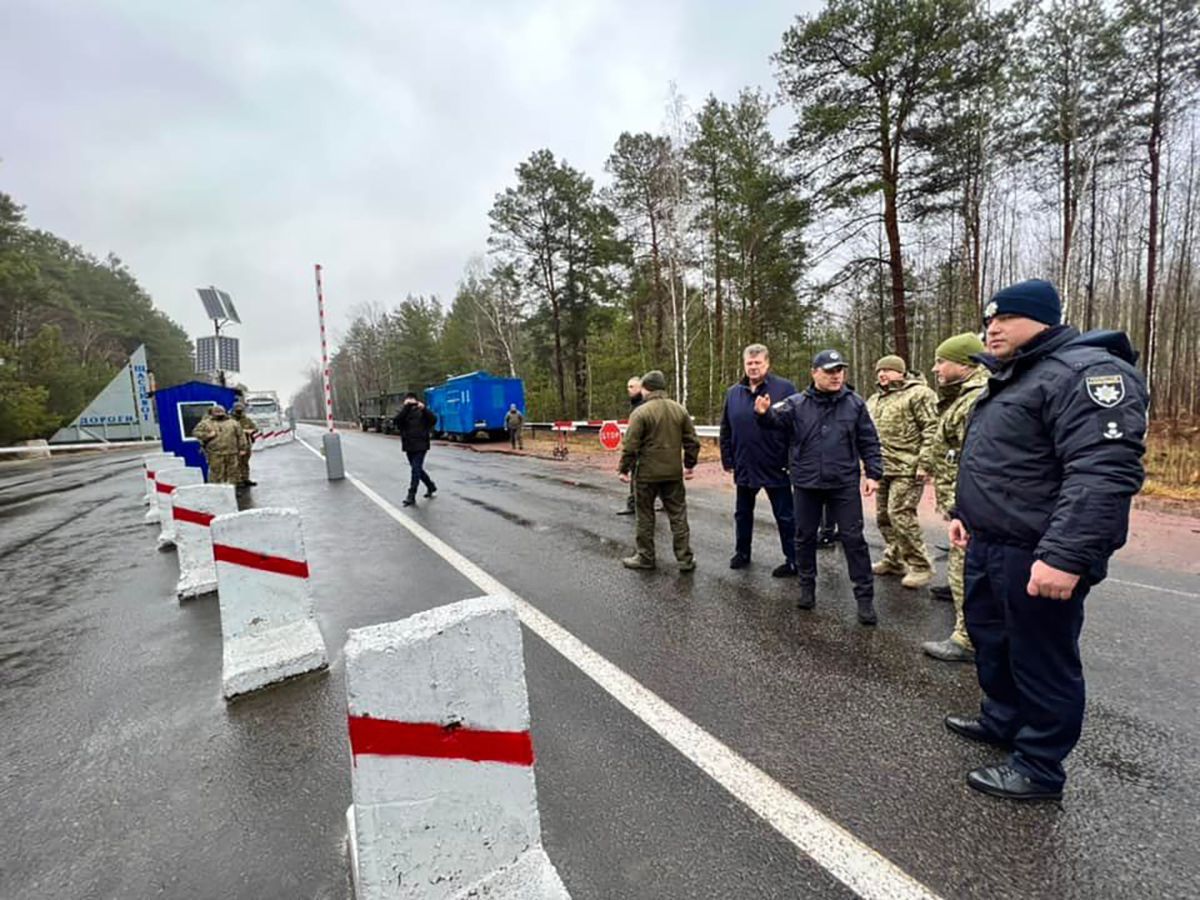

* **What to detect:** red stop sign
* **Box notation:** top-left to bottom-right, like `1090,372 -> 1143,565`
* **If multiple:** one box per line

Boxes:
599,420 -> 622,450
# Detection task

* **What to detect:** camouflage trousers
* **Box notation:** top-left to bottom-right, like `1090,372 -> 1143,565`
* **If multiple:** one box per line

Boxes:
206,453 -> 241,485
633,480 -> 693,566
877,476 -> 932,574
238,452 -> 252,484
947,542 -> 973,650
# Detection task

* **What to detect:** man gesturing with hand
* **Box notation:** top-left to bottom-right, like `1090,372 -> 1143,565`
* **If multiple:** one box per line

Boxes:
756,349 -> 883,625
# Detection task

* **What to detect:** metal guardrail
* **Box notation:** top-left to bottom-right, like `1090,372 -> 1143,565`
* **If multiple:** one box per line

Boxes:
525,421 -> 720,439
0,439 -> 162,456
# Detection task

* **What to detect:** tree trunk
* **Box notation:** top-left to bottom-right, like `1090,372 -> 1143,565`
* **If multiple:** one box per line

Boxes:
711,160 -> 725,386
880,123 -> 910,361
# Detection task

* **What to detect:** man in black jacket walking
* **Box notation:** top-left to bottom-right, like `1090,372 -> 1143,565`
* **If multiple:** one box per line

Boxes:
945,279 -> 1147,802
393,392 -> 438,507
755,349 -> 884,624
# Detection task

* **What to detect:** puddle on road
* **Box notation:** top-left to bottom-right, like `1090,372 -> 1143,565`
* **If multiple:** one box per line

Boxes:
523,471 -> 602,491
458,496 -> 548,531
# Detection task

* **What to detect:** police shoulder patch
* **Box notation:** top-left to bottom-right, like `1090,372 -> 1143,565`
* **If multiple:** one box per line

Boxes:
1085,373 -> 1125,408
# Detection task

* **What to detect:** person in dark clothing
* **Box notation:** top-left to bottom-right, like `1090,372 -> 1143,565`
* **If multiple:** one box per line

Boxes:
616,376 -> 644,515
720,343 -> 798,576
393,392 -> 438,507
945,279 -> 1147,802
755,349 -> 884,624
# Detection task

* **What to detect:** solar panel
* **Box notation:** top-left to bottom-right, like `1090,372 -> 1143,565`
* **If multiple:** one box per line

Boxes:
197,288 -> 225,321
218,290 -> 242,324
195,336 -> 218,373
218,336 -> 240,372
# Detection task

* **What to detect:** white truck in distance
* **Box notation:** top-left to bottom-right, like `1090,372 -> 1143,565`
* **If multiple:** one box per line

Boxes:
244,391 -> 284,432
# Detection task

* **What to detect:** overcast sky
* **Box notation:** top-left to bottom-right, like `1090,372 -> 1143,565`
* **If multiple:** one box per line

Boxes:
3,0 -> 818,401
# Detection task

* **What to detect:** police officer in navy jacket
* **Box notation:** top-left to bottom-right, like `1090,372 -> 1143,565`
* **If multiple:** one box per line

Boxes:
946,279 -> 1148,802
720,343 -> 799,576
755,349 -> 884,625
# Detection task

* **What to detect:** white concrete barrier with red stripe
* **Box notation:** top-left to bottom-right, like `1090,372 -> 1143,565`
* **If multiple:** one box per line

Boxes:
155,466 -> 205,550
252,427 -> 296,451
144,457 -> 186,525
141,452 -> 177,506
210,508 -> 329,699
344,595 -> 569,900
173,484 -> 238,599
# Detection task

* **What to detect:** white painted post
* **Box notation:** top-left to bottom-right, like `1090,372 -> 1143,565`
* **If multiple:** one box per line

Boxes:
141,452 -> 175,506
173,484 -> 238,599
210,508 -> 328,699
155,466 -> 205,550
344,596 -> 569,900
144,457 -> 185,524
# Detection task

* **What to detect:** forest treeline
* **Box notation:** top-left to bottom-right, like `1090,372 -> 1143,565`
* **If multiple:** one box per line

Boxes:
0,191 -> 194,444
293,0 -> 1200,425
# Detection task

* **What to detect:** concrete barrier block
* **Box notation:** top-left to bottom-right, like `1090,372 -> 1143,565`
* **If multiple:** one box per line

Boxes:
211,508 -> 328,699
173,484 -> 238,599
141,452 -> 176,506
155,466 -> 205,550
16,439 -> 52,460
344,596 -> 569,900
144,458 -> 185,524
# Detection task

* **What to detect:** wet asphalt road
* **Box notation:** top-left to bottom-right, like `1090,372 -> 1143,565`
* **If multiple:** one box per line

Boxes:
1,431 -> 1198,900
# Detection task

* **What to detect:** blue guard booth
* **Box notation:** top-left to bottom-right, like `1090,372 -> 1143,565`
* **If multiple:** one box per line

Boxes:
153,381 -> 238,480
424,371 -> 525,440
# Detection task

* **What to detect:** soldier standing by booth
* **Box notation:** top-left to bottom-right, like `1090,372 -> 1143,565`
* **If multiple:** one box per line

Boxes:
193,405 -> 248,487
230,402 -> 259,487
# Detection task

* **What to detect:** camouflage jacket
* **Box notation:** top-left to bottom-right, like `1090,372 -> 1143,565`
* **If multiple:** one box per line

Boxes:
865,374 -> 939,477
924,366 -> 988,511
193,415 -> 248,456
618,391 -> 700,482
232,411 -> 259,441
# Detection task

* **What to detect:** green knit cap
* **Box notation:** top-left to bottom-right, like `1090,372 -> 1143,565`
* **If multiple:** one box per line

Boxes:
874,354 -> 906,374
935,332 -> 985,366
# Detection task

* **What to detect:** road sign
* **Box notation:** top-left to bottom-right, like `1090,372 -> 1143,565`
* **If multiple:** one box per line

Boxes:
599,420 -> 622,450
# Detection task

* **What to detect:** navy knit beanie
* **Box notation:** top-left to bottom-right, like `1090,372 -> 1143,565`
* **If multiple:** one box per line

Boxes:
983,279 -> 1061,326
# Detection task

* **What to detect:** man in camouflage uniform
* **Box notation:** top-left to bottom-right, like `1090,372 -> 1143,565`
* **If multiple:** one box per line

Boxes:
230,402 -> 259,487
618,370 -> 700,573
193,405 -> 248,486
919,334 -> 987,662
866,356 -> 939,588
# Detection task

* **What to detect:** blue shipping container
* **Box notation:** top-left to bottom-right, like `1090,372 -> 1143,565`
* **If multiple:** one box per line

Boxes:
424,372 -> 525,439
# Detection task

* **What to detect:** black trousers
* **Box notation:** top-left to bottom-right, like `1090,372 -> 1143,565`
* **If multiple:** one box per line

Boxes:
405,450 -> 435,496
965,539 -> 1089,789
734,484 -> 795,564
792,485 -> 873,599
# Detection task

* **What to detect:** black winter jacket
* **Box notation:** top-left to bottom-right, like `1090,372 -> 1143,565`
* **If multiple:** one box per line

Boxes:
393,403 -> 438,453
954,326 -> 1147,583
756,385 -> 883,488
720,372 -> 797,488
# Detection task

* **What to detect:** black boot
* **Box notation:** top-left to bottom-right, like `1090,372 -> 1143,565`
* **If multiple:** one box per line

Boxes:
797,584 -> 816,610
402,493 -> 416,507
856,595 -> 877,626
424,483 -> 437,498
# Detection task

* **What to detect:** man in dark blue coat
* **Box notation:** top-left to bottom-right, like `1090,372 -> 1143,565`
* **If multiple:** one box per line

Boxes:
393,393 -> 439,507
720,343 -> 799,576
755,349 -> 884,624
946,279 -> 1147,802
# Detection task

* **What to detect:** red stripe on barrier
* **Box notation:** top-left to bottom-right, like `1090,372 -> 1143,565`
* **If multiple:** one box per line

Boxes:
173,506 -> 215,527
347,716 -> 534,766
212,543 -> 310,579
156,480 -> 178,494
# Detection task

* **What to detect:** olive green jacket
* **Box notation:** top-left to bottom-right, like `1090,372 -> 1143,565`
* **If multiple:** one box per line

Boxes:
618,391 -> 701,482
232,411 -> 259,441
923,366 -> 989,511
865,374 -> 939,477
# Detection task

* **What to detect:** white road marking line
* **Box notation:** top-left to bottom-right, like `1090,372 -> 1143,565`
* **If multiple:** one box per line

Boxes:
1105,578 -> 1198,600
296,436 -> 942,900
